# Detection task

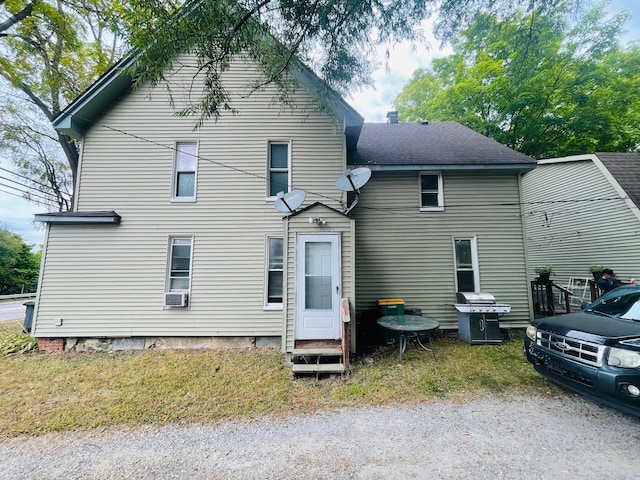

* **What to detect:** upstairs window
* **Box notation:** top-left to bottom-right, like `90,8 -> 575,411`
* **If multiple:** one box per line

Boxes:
168,238 -> 193,291
173,142 -> 198,201
268,142 -> 290,198
265,237 -> 283,308
419,172 -> 444,211
454,237 -> 479,292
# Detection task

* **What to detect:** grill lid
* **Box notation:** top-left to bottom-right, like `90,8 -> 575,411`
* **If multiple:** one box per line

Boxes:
456,292 -> 496,305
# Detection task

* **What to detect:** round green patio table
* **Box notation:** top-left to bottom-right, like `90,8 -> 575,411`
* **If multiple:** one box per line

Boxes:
377,314 -> 439,364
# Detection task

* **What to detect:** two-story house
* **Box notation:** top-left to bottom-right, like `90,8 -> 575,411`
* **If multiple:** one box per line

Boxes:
33,52 -> 537,371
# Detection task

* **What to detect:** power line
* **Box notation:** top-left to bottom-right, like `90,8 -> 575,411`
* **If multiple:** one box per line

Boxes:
0,181 -> 59,203
2,78 -> 636,214
0,174 -> 64,202
84,118 -> 343,205
0,188 -> 31,200
0,166 -> 69,196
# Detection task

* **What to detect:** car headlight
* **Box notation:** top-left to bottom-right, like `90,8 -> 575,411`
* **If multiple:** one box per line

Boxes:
526,325 -> 537,341
609,347 -> 640,369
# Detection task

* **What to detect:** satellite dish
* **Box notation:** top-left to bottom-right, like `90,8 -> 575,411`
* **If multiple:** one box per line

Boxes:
335,167 -> 371,192
274,189 -> 306,213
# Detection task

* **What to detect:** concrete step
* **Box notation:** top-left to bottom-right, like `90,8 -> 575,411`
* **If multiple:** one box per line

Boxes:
291,363 -> 345,374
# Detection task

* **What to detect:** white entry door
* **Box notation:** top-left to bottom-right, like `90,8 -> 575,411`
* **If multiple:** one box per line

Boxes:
296,234 -> 341,340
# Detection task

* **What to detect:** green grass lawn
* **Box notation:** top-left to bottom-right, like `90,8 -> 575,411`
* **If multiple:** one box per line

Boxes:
0,324 -> 558,437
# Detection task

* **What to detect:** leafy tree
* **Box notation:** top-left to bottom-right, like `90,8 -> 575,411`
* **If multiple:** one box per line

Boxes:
393,3 -> 640,158
123,0 -> 585,126
0,227 -> 40,295
0,0 -> 588,196
0,97 -> 72,210
0,0 -> 125,208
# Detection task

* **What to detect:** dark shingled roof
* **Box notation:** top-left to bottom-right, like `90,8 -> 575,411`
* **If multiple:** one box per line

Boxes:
350,121 -> 536,170
596,152 -> 640,208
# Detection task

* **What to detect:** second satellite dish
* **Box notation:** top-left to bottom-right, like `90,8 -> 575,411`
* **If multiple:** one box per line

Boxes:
274,189 -> 306,213
335,167 -> 372,192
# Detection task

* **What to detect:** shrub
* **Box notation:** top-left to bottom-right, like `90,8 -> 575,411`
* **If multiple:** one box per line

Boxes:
0,333 -> 38,356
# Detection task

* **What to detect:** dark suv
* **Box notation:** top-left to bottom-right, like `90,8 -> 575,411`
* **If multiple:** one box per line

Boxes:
524,285 -> 640,416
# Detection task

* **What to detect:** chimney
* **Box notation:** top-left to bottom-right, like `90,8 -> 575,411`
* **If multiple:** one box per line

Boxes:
386,111 -> 399,124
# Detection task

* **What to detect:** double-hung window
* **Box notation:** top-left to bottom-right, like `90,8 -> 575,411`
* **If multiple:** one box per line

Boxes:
419,172 -> 444,211
454,237 -> 479,292
172,142 -> 198,201
265,237 -> 283,308
267,142 -> 290,198
168,237 -> 193,291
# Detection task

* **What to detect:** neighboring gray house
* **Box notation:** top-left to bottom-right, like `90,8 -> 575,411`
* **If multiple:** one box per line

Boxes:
522,153 -> 640,290
32,52 -> 537,368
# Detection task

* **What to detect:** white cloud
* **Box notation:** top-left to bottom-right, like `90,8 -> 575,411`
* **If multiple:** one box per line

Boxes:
347,18 -> 452,122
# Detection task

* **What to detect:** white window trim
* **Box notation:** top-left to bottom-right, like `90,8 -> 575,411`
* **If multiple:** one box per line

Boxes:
264,235 -> 284,310
453,236 -> 480,292
418,171 -> 444,212
266,140 -> 291,201
166,236 -> 194,293
171,141 -> 198,203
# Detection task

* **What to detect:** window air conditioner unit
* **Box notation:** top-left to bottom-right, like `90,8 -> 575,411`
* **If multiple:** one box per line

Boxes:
164,291 -> 189,308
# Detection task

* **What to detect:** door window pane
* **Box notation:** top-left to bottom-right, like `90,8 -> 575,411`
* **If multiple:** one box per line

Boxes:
305,242 -> 332,309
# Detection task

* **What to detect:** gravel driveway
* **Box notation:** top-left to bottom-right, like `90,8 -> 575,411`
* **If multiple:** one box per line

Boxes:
2,393 -> 640,479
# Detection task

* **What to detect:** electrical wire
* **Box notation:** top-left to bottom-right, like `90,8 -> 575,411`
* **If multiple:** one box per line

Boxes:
0,166 -> 69,196
0,174 -> 64,202
2,77 -> 636,215
0,181 -> 59,203
0,188 -> 31,200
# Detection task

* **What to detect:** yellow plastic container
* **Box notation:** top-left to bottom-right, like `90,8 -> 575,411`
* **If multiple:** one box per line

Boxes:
377,298 -> 405,316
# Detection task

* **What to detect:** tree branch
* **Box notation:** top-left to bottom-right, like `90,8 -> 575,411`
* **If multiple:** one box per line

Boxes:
0,0 -> 38,34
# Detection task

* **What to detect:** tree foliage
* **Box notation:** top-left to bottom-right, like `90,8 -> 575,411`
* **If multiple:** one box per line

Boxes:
123,0 -> 582,126
0,227 -> 40,295
0,0 -> 125,208
0,0 -> 589,197
393,2 -> 640,158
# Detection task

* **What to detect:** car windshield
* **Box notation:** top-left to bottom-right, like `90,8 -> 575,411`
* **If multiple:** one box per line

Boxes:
586,286 -> 640,319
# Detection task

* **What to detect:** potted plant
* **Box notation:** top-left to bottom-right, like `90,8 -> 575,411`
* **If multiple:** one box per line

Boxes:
590,264 -> 604,281
535,265 -> 553,283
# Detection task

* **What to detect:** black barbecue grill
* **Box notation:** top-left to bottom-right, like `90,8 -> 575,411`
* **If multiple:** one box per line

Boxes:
454,292 -> 511,344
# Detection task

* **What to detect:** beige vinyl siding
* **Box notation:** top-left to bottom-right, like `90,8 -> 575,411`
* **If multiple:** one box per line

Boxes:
522,159 -> 640,285
34,56 -> 347,339
283,206 -> 355,352
352,171 -> 531,329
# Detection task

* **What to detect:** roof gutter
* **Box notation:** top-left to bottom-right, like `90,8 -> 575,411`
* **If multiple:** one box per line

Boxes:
52,56 -> 136,139
347,163 -> 538,172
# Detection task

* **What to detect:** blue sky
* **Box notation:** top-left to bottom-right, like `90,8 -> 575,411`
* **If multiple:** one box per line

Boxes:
1,0 -> 638,249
